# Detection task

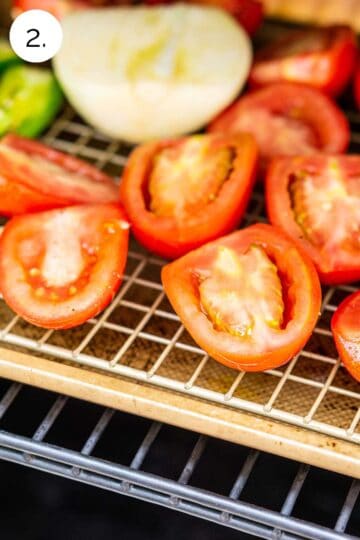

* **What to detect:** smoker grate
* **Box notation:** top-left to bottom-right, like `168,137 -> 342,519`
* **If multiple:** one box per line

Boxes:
0,378 -> 359,539
0,105 -> 359,448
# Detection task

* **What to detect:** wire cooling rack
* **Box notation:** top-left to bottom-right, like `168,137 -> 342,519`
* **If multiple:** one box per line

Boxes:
0,103 -> 359,454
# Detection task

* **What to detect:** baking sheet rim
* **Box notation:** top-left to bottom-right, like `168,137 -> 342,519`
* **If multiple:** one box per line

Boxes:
0,346 -> 359,479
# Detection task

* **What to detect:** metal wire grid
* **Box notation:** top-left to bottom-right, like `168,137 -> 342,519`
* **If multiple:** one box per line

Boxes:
0,378 -> 359,540
0,106 -> 359,446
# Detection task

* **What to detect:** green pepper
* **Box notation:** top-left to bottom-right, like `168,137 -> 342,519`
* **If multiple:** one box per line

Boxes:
0,65 -> 64,138
0,39 -> 21,74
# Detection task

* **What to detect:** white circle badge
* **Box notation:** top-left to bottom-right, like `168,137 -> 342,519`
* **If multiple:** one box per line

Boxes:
9,9 -> 63,63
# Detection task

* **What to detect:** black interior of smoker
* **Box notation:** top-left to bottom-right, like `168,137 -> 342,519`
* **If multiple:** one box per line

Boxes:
0,380 -> 359,539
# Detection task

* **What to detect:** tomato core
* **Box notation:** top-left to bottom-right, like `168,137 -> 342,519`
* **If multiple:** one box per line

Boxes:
197,245 -> 284,339
17,211 -> 124,302
148,136 -> 233,219
290,160 -> 360,256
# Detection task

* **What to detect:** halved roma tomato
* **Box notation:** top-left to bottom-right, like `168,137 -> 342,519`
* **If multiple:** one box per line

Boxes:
0,134 -> 118,216
249,26 -> 357,97
332,291 -> 360,382
266,155 -> 360,285
208,83 -> 349,169
162,223 -> 321,371
120,133 -> 258,259
0,204 -> 129,329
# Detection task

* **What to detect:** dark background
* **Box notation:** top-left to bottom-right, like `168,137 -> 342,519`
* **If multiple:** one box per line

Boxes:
0,460 -> 252,540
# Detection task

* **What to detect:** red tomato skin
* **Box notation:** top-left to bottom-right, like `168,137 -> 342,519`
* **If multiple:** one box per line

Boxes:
119,133 -> 258,259
208,83 -> 350,167
249,26 -> 357,97
266,155 -> 360,285
332,291 -> 360,382
0,204 -> 129,329
162,223 -> 321,372
0,134 -> 118,216
0,175 -> 70,216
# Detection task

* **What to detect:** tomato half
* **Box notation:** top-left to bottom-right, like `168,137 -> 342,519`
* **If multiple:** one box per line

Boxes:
0,204 -> 129,329
144,0 -> 263,35
266,155 -> 360,285
249,26 -> 357,97
208,83 -> 349,170
162,223 -> 321,371
332,291 -> 360,382
0,134 -> 118,216
120,133 -> 258,259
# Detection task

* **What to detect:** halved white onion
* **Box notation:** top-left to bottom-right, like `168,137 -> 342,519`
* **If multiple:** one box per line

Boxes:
53,4 -> 252,142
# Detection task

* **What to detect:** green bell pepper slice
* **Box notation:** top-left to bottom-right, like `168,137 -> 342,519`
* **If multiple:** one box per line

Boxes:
0,65 -> 64,138
0,39 -> 21,74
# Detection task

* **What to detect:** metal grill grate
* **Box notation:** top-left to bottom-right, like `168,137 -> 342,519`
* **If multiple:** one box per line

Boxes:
0,106 -> 359,446
0,378 -> 359,539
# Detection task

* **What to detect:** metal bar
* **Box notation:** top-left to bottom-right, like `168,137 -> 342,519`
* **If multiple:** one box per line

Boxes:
178,435 -> 207,485
0,431 -> 354,540
281,465 -> 310,517
32,395 -> 68,442
110,291 -> 165,367
147,324 -> 184,378
72,258 -> 148,356
0,445 -> 301,540
0,315 -> 19,338
304,361 -> 341,424
229,450 -> 259,500
184,355 -> 209,390
0,383 -> 22,420
347,407 -> 360,436
224,371 -> 246,401
335,480 -> 360,533
264,355 -> 299,413
130,422 -> 162,470
80,408 -> 114,456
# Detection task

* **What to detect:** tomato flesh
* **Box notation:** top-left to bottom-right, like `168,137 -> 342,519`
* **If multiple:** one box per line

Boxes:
120,133 -> 258,258
149,137 -> 232,219
290,160 -> 360,254
162,223 -> 321,371
0,204 -> 129,329
230,107 -> 318,160
266,155 -> 360,284
23,210 -> 97,300
332,291 -> 360,382
198,245 -> 284,339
